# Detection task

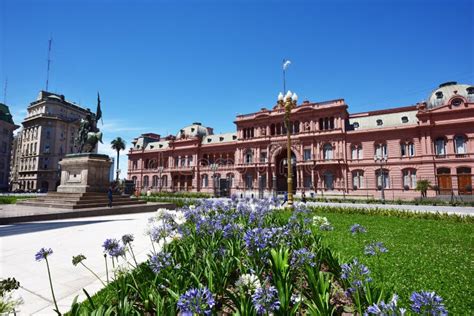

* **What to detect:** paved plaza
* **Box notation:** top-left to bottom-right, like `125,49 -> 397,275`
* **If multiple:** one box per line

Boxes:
0,211 -> 158,315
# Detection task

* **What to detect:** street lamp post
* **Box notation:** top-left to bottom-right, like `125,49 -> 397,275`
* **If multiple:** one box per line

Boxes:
374,155 -> 388,201
157,166 -> 164,192
277,90 -> 298,207
210,163 -> 219,197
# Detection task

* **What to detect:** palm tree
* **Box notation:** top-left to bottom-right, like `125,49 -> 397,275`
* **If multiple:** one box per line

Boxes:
111,137 -> 126,182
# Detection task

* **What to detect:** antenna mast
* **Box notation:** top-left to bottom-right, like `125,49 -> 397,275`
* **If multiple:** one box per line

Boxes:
3,77 -> 7,104
45,37 -> 52,91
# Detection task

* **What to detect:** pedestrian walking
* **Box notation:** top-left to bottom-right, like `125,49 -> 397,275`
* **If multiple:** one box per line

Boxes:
281,191 -> 288,206
107,186 -> 113,207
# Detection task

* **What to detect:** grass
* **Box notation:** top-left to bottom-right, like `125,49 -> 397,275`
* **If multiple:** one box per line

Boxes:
69,203 -> 473,314
313,208 -> 474,314
0,196 -> 36,204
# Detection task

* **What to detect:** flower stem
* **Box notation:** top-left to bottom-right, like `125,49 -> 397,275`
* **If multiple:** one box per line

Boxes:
128,244 -> 139,267
104,254 -> 109,284
45,258 -> 60,315
150,235 -> 157,255
80,262 -> 106,287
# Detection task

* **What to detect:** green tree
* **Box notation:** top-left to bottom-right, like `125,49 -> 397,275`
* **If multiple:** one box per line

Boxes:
110,137 -> 126,182
415,179 -> 431,198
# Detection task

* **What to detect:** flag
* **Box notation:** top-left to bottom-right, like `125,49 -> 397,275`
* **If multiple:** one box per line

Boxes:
96,92 -> 103,124
283,59 -> 291,70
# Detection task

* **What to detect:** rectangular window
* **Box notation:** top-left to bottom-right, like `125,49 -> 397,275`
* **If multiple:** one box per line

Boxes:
408,143 -> 415,157
403,170 -> 417,189
400,143 -> 406,157
245,174 -> 253,189
303,148 -> 312,161
435,139 -> 445,156
260,151 -> 267,163
376,171 -> 390,189
352,147 -> 357,160
303,176 -> 312,188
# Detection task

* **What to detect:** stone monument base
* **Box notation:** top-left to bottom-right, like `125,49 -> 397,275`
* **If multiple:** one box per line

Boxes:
17,153 -> 147,209
57,153 -> 112,193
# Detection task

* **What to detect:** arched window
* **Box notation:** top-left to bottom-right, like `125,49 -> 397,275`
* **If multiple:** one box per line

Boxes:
270,124 -> 275,136
435,138 -> 446,156
352,170 -> 364,189
132,176 -> 137,184
323,144 -> 333,160
202,174 -> 208,188
152,175 -> 159,188
276,123 -> 282,135
376,169 -> 390,189
402,169 -> 417,189
143,176 -> 149,188
162,175 -> 168,187
454,135 -> 467,154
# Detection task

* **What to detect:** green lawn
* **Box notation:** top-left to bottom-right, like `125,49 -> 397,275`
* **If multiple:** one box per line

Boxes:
312,208 -> 474,314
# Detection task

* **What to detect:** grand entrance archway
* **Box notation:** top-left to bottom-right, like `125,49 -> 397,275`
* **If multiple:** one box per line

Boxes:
275,150 -> 296,193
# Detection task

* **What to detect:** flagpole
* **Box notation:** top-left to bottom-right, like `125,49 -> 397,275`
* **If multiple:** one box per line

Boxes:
283,59 -> 286,93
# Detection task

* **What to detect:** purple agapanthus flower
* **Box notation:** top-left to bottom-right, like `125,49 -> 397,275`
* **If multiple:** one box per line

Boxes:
150,223 -> 174,242
102,238 -> 125,258
364,242 -> 388,256
341,258 -> 372,294
35,247 -> 53,261
366,294 -> 406,315
410,291 -> 447,315
350,224 -> 367,234
149,252 -> 173,274
177,287 -> 215,316
291,248 -> 317,268
252,286 -> 280,315
121,234 -> 134,245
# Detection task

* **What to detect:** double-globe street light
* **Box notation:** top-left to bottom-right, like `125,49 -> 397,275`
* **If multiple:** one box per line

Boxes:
277,90 -> 298,207
374,155 -> 388,201
210,163 -> 219,197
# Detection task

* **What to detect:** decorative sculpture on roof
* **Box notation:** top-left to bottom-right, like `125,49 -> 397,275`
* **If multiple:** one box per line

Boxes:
76,93 -> 103,153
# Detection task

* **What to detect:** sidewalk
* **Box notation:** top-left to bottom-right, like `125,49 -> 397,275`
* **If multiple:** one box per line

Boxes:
0,212 -> 159,315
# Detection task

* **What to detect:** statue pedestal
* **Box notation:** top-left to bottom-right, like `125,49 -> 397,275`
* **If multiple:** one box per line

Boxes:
57,154 -> 112,193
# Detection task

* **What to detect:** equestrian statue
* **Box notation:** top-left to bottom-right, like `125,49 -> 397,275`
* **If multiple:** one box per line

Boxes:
76,93 -> 103,153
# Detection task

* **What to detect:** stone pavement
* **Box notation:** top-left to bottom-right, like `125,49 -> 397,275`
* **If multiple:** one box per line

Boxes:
0,211 -> 160,315
0,202 -> 174,224
305,201 -> 474,216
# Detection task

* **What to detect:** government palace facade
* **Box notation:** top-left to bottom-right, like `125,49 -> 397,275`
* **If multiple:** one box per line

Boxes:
127,81 -> 474,200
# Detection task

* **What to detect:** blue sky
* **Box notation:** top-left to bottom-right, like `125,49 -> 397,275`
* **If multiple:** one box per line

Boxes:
1,0 -> 473,175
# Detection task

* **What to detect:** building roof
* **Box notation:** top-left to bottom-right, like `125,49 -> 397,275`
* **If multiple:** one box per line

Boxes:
177,122 -> 213,139
145,140 -> 170,150
426,82 -> 473,109
0,103 -> 14,124
201,132 -> 237,145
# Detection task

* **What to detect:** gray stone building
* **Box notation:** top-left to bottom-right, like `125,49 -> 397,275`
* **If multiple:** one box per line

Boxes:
0,103 -> 18,191
10,91 -> 93,192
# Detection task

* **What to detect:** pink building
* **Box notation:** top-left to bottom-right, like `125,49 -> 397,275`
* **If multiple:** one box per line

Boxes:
127,81 -> 474,200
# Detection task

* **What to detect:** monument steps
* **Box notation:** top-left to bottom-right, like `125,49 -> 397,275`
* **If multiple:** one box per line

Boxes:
17,197 -> 146,209
17,192 -> 146,209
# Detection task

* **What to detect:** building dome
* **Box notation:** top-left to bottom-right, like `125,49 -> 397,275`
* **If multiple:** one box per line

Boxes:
426,81 -> 474,109
176,122 -> 213,139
